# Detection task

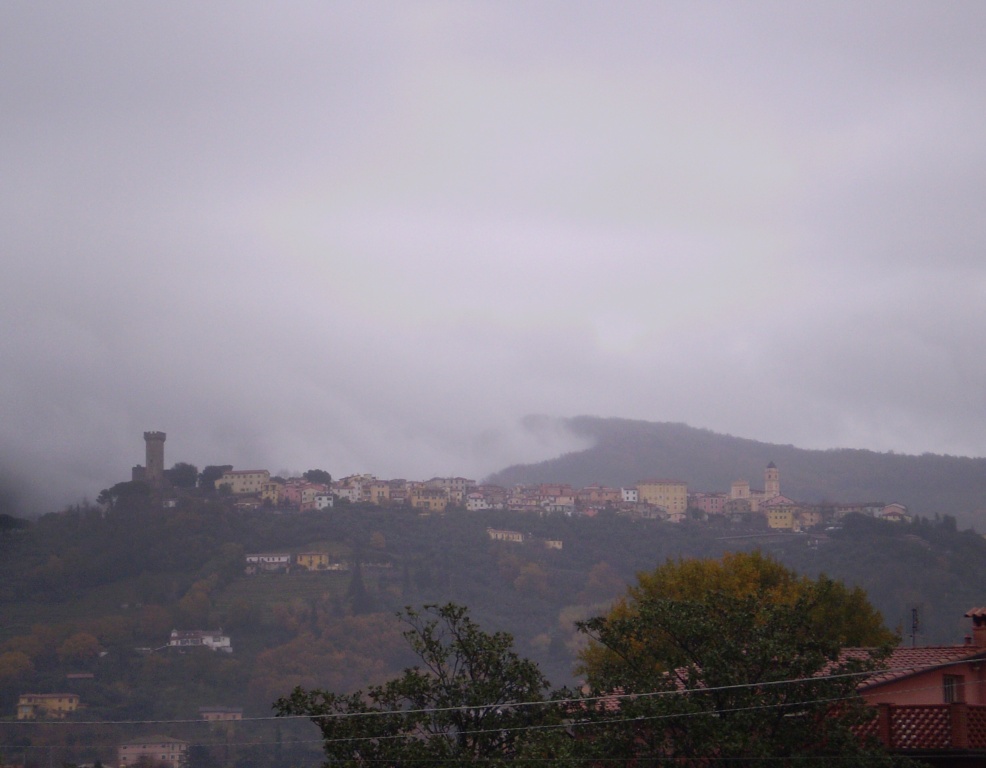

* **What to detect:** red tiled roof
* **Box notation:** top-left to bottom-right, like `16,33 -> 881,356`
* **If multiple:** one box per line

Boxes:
857,646 -> 986,689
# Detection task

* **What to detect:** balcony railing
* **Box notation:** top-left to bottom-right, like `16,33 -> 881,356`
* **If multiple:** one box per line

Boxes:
861,702 -> 986,751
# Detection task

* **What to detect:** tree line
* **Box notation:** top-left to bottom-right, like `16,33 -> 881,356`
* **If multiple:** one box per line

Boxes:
279,552 -> 909,767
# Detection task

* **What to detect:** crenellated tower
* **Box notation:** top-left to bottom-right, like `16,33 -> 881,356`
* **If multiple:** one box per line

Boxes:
143,431 -> 166,488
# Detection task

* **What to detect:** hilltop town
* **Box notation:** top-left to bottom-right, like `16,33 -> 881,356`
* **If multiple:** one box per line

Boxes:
123,431 -> 910,532
4,432 -> 980,768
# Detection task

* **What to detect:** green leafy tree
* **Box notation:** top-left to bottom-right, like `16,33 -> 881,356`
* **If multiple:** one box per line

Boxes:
198,465 -> 232,490
96,480 -> 151,509
57,632 -> 102,666
574,555 -> 902,767
303,469 -> 333,486
275,603 -> 571,767
165,462 -> 199,488
0,513 -> 30,536
0,650 -> 33,682
579,551 -> 896,680
186,744 -> 219,768
345,558 -> 374,615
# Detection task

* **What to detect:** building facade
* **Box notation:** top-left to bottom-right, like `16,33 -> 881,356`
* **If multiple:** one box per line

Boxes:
168,629 -> 231,652
487,528 -> 524,543
296,552 -> 330,571
199,706 -> 243,721
119,736 -> 188,768
245,553 -> 291,573
636,480 -> 688,516
216,470 -> 270,495
17,693 -> 79,720
852,608 -> 986,764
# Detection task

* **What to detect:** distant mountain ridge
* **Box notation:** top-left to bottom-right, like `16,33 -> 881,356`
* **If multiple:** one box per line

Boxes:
487,417 -> 986,527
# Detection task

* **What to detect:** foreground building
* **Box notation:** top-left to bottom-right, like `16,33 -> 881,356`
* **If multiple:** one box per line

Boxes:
853,607 -> 986,765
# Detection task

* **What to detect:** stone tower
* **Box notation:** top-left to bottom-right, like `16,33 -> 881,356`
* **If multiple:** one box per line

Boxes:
764,461 -> 780,499
143,431 -> 166,488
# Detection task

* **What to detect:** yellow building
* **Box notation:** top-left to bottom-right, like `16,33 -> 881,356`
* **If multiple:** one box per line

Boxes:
261,480 -> 284,505
216,469 -> 270,495
366,481 -> 391,505
636,480 -> 688,516
300,485 -> 324,510
766,506 -> 796,530
410,486 -> 448,513
425,477 -> 476,505
797,507 -> 823,529
295,552 -> 330,571
17,693 -> 79,720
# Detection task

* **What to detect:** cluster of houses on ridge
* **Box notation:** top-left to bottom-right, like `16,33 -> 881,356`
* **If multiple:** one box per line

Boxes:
130,433 -> 910,531
211,462 -> 910,533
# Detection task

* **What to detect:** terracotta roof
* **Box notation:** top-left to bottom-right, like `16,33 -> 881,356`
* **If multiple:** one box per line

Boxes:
857,646 -> 986,689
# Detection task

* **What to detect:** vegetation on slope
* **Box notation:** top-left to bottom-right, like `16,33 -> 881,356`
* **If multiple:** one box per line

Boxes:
1,493 -> 983,766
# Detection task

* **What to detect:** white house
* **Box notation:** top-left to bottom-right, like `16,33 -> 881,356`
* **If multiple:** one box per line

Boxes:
466,493 -> 492,511
245,553 -> 291,573
487,528 -> 524,543
168,629 -> 232,653
333,485 -> 360,503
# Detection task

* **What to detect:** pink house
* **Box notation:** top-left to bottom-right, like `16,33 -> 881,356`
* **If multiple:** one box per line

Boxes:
280,481 -> 303,506
853,608 -> 986,762
689,492 -> 729,516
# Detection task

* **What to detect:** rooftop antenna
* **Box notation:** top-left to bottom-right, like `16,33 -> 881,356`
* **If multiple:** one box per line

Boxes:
909,605 -> 921,647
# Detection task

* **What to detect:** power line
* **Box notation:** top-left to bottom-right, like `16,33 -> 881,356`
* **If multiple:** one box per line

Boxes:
0,679 -> 948,760
6,655 -> 969,728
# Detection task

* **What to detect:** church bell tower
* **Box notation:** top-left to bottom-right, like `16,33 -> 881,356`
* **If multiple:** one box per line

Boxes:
764,461 -> 780,499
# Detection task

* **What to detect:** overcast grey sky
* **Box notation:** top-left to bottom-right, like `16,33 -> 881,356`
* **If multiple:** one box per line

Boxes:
2,2 -> 986,512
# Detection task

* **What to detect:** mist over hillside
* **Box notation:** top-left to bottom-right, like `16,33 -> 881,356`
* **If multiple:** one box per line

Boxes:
488,417 -> 986,528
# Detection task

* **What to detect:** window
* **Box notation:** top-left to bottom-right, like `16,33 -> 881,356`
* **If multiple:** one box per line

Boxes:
944,674 -> 965,703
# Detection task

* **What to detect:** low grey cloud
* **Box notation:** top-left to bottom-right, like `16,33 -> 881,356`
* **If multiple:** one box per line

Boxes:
2,2 -> 985,513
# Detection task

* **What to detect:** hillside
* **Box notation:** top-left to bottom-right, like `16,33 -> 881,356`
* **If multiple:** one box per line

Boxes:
487,417 -> 986,528
4,491 -> 986,765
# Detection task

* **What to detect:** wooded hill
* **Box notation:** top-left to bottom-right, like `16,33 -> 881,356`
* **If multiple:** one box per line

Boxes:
2,492 -> 985,766
488,416 -> 986,528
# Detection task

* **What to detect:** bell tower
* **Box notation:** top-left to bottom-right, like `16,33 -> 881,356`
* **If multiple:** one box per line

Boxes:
764,461 -> 780,499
